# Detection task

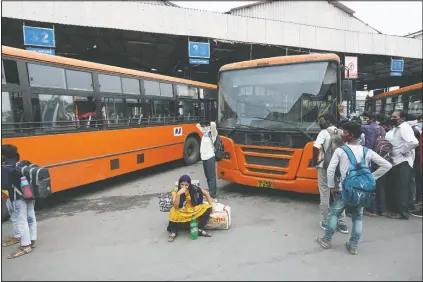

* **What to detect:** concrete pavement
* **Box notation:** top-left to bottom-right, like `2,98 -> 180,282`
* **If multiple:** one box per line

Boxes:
2,161 -> 422,281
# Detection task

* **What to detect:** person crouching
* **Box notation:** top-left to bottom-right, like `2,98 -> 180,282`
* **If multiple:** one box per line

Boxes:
167,175 -> 214,242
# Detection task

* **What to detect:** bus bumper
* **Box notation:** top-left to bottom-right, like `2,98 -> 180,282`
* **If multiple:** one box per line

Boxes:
217,166 -> 319,195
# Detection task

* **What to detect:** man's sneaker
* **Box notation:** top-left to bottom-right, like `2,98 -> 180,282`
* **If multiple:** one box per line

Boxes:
319,221 -> 328,231
337,222 -> 349,234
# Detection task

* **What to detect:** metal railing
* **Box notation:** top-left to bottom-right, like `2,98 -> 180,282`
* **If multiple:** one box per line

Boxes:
1,115 -> 206,137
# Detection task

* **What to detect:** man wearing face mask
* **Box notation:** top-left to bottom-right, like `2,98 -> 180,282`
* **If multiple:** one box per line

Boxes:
313,114 -> 348,233
196,120 -> 218,203
360,112 -> 386,216
388,110 -> 419,219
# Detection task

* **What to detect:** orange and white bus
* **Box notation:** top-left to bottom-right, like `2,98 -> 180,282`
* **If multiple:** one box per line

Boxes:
364,82 -> 422,117
215,53 -> 343,194
1,46 -> 218,193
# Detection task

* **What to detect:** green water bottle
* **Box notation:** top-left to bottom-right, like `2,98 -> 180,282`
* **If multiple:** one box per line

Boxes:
190,215 -> 198,240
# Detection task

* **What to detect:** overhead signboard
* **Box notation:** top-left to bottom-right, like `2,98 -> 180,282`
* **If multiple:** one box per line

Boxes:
189,58 -> 209,65
188,41 -> 210,59
390,72 -> 402,77
23,26 -> 55,48
26,47 -> 55,55
391,59 -> 404,72
345,56 -> 358,79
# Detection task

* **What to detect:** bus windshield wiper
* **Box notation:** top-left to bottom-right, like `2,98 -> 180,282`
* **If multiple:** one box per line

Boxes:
252,116 -> 314,141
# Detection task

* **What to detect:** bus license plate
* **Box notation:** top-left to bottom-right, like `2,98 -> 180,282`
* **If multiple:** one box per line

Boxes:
257,180 -> 272,188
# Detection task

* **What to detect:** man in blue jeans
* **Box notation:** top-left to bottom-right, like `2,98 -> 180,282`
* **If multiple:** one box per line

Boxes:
316,121 -> 392,255
1,144 -> 37,259
196,120 -> 218,202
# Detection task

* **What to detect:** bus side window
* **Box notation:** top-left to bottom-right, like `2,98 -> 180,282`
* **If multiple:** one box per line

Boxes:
32,94 -> 76,131
1,92 -> 24,132
75,96 -> 97,129
101,97 -> 127,127
2,59 -> 20,85
151,100 -> 167,123
126,98 -> 141,125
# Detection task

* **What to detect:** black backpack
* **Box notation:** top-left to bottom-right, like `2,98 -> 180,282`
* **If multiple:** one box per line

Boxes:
208,132 -> 225,161
190,184 -> 204,206
16,160 -> 52,199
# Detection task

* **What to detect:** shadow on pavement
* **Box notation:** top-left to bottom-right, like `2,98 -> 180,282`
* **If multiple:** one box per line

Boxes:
36,160 -> 186,211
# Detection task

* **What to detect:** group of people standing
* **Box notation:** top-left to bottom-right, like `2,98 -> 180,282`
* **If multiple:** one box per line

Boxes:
313,109 -> 421,255
361,111 -> 422,219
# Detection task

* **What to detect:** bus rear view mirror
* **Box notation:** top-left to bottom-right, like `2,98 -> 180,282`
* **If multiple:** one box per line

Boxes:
341,80 -> 353,101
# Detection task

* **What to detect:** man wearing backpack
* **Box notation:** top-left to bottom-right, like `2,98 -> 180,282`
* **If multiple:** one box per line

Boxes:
1,144 -> 37,259
196,120 -> 218,203
388,111 -> 419,220
316,121 -> 392,255
313,114 -> 348,234
361,112 -> 388,216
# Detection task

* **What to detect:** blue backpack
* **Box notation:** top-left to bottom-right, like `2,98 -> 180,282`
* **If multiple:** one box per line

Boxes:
340,145 -> 376,208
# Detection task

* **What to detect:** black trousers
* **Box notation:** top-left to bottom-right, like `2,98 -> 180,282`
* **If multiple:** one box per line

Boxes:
167,208 -> 212,234
371,173 -> 388,213
390,162 -> 413,216
414,153 -> 422,203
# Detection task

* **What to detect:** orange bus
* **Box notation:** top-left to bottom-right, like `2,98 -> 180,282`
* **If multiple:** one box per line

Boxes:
364,82 -> 422,117
215,53 -> 344,194
1,46 -> 218,193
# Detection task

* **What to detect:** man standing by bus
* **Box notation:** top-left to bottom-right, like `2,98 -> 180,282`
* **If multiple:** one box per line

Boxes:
388,110 -> 419,219
312,114 -> 348,234
197,120 -> 218,203
361,112 -> 387,216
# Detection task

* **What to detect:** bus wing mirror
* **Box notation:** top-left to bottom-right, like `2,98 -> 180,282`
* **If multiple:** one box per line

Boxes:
341,80 -> 352,101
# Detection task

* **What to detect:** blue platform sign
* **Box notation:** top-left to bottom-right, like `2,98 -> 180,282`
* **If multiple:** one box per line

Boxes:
391,59 -> 404,72
188,41 -> 210,59
189,58 -> 209,65
390,72 -> 402,77
23,26 -> 55,48
26,47 -> 55,55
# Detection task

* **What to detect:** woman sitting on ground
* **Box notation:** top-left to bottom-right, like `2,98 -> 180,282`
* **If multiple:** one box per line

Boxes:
167,175 -> 214,242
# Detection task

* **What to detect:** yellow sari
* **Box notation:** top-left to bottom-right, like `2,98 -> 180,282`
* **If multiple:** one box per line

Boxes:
168,187 -> 212,223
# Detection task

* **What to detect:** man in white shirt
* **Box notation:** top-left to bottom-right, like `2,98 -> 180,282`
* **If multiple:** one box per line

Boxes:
388,111 -> 420,219
316,121 -> 392,255
312,114 -> 348,234
196,121 -> 218,202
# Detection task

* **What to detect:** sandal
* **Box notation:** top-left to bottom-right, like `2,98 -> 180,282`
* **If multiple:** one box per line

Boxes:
2,237 -> 20,247
7,246 -> 32,259
168,233 -> 177,243
345,242 -> 358,255
198,230 -> 212,237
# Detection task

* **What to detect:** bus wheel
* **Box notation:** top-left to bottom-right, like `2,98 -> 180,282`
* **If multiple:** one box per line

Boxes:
183,137 -> 200,166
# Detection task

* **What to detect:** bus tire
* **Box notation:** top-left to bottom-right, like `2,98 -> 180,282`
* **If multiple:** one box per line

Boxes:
183,136 -> 200,166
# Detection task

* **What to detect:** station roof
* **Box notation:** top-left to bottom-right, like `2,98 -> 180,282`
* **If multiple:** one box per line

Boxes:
226,1 -> 382,34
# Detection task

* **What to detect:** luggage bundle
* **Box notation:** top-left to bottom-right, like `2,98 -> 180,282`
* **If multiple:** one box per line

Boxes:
204,202 -> 232,230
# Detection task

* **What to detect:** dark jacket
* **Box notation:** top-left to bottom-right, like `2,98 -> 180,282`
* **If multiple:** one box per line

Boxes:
1,160 -> 22,202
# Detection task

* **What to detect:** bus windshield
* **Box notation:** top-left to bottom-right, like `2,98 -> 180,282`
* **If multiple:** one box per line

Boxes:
218,61 -> 339,132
